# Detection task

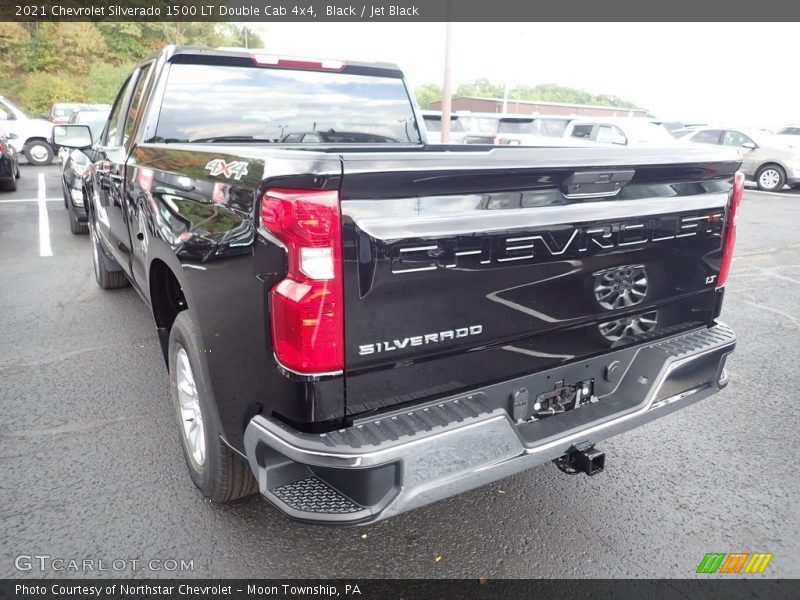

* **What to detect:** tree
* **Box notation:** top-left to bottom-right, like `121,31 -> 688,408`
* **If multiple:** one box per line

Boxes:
56,23 -> 108,77
0,22 -> 29,80
414,83 -> 442,109
455,77 -> 504,99
18,73 -> 87,115
86,63 -> 133,105
25,23 -> 61,73
217,24 -> 265,49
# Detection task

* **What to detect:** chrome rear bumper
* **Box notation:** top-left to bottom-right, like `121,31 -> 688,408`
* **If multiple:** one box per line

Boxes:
245,323 -> 735,524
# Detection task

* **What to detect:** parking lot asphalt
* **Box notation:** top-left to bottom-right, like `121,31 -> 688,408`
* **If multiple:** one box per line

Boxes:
1,164 -> 799,579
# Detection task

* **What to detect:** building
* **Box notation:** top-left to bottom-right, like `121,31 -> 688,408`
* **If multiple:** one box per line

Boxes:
429,96 -> 650,118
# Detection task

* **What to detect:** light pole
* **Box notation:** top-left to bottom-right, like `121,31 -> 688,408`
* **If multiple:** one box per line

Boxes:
441,21 -> 453,143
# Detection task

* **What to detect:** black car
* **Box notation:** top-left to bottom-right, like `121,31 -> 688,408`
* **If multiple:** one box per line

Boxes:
58,109 -> 109,234
0,130 -> 21,192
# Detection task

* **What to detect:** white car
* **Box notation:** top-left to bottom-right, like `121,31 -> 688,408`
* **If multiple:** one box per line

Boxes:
0,96 -> 56,165
563,118 -> 681,147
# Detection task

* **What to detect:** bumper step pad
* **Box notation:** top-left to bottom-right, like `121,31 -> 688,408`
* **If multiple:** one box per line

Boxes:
271,476 -> 362,515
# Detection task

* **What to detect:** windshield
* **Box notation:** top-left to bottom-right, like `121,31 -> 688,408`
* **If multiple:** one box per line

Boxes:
153,63 -> 421,144
624,121 -> 678,144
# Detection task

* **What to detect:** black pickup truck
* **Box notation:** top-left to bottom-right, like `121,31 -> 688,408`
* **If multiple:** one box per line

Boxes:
55,46 -> 741,525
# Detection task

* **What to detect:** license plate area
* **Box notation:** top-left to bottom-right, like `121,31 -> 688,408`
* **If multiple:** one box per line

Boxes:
533,378 -> 597,420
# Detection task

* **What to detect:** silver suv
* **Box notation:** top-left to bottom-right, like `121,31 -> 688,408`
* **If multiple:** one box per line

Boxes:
683,126 -> 800,192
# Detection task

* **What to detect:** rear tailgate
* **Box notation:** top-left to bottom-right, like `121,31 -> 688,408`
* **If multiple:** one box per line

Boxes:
339,146 -> 740,417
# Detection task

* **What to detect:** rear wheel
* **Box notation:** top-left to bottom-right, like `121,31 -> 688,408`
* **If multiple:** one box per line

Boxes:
756,165 -> 786,192
168,311 -> 258,502
0,177 -> 16,192
23,140 -> 54,166
14,161 -> 20,179
89,220 -> 129,289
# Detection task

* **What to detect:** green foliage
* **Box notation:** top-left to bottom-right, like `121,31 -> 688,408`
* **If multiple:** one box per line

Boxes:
18,73 -> 87,115
0,22 -> 29,80
455,77 -> 505,99
2,22 -> 266,114
414,83 -> 442,109
419,78 -> 641,111
86,63 -> 134,105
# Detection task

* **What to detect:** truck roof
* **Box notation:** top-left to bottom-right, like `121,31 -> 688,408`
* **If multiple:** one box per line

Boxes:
151,45 -> 405,79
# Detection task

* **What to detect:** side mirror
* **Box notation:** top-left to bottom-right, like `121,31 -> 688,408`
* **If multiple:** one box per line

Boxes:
53,124 -> 93,149
741,142 -> 756,149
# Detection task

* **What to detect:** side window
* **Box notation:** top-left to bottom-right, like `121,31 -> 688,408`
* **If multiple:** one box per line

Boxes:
689,130 -> 722,145
571,124 -> 594,139
103,75 -> 134,146
302,133 -> 321,143
283,134 -> 302,143
123,63 -> 153,149
723,130 -> 754,147
596,125 -> 627,145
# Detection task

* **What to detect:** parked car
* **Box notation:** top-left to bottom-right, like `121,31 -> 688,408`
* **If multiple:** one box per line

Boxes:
0,130 -> 21,191
420,110 -> 466,144
0,96 -> 55,165
682,126 -> 800,191
494,116 -> 574,145
56,109 -> 110,234
56,46 -> 739,525
49,102 -> 93,125
564,118 -> 680,147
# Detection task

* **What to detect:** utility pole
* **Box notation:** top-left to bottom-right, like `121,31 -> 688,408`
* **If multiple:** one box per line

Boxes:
441,20 -> 453,143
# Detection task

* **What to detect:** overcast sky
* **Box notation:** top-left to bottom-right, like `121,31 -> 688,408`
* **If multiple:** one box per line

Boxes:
247,22 -> 798,128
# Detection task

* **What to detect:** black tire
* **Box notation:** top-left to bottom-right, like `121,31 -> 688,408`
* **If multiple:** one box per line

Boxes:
23,140 -> 54,166
168,311 -> 258,503
0,177 -> 16,192
755,164 -> 786,192
89,220 -> 129,289
14,162 -> 20,179
69,210 -> 88,235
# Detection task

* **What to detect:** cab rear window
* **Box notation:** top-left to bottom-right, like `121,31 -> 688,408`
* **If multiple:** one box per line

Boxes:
153,63 -> 422,144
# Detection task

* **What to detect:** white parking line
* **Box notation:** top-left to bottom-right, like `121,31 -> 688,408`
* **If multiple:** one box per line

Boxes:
0,198 -> 62,203
38,173 -> 52,257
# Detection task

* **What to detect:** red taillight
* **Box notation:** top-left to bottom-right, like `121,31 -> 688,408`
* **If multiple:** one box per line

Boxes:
261,188 -> 344,374
716,171 -> 744,289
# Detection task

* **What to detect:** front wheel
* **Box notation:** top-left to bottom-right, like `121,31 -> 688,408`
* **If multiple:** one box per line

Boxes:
23,140 -> 54,166
168,311 -> 258,502
756,165 -> 786,192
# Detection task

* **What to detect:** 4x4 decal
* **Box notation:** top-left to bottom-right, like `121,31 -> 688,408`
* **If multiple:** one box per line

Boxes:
204,158 -> 249,181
